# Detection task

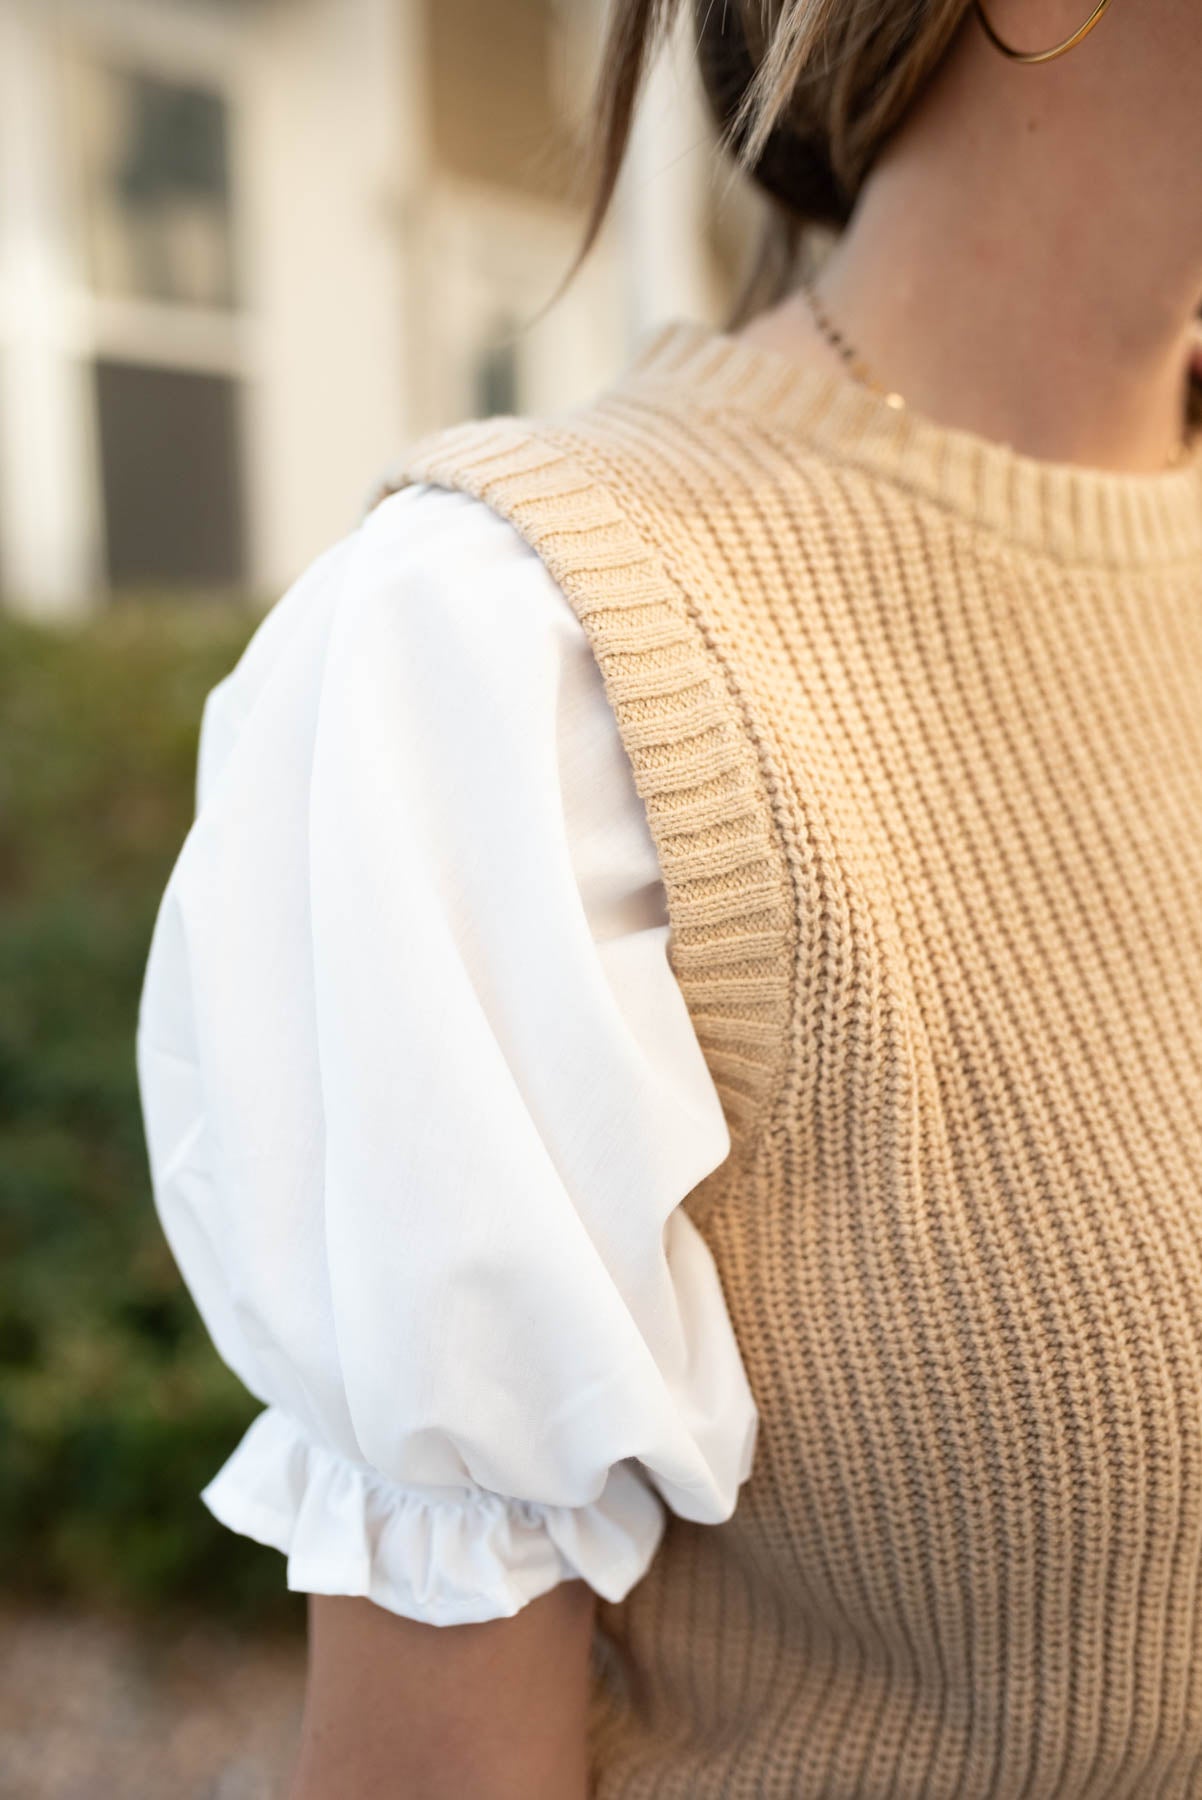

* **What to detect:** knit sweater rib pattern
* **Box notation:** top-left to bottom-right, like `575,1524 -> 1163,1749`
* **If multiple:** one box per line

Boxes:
377,318 -> 1202,1798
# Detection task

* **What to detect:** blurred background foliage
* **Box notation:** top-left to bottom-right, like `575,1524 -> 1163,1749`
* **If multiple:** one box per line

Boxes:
0,603 -> 302,1629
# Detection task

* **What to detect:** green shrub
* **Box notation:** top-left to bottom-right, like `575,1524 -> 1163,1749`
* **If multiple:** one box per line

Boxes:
0,601 -> 301,1627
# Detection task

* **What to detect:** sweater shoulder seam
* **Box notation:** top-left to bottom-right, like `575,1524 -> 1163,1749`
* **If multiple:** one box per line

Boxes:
372,411 -> 797,1166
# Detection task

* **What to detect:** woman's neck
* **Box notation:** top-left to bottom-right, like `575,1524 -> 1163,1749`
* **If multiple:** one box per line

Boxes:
740,0 -> 1202,476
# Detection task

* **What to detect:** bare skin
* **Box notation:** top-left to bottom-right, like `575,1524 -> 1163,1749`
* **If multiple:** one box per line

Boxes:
740,0 -> 1202,475
288,1583 -> 597,1800
286,5 -> 1202,1796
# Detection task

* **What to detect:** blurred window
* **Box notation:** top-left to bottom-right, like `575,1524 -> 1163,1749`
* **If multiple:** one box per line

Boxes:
473,327 -> 520,416
95,359 -> 245,591
74,61 -> 236,309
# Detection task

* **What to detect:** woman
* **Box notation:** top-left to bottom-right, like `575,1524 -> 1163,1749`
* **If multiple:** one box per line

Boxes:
136,0 -> 1202,1794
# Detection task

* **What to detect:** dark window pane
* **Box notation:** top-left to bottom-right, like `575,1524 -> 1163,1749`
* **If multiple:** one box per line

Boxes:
95,359 -> 245,592
474,327 -> 520,417
75,62 -> 236,308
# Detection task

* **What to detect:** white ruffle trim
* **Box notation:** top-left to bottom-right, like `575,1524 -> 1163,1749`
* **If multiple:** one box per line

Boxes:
200,1406 -> 668,1626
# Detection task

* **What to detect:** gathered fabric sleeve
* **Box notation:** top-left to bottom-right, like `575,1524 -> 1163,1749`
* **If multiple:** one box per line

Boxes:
135,481 -> 757,1627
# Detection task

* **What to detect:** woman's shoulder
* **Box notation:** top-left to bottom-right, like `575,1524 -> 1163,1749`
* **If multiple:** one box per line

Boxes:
350,480 -> 581,659
196,480 -> 591,807
239,480 -> 574,698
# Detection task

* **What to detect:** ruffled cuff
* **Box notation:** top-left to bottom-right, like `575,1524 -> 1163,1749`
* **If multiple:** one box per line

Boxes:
200,1406 -> 667,1626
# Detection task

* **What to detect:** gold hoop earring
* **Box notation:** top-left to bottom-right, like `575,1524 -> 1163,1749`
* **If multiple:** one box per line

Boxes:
974,0 -> 1113,64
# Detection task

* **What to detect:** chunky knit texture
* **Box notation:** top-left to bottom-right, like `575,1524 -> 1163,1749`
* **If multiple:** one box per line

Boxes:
375,317 -> 1202,1798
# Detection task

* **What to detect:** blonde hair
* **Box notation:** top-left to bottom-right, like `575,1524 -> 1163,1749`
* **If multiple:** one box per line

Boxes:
568,0 -> 971,322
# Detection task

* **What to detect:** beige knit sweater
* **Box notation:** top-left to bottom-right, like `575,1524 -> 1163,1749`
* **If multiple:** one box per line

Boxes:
377,317 -> 1202,1799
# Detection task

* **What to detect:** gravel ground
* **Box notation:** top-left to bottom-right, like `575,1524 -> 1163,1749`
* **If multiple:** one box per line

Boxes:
0,1605 -> 306,1800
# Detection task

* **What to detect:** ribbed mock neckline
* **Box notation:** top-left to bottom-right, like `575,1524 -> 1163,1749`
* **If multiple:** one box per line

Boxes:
620,315 -> 1202,570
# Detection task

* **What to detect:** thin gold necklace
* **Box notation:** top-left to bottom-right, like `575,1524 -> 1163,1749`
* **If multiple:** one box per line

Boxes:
797,273 -> 1193,472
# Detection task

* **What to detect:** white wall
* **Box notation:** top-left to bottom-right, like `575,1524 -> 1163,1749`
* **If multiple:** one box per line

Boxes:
616,4 -> 722,339
0,2 -> 101,617
241,0 -> 418,597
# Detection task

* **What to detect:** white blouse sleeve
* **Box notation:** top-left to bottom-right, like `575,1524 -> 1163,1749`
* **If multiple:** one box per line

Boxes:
135,481 -> 757,1627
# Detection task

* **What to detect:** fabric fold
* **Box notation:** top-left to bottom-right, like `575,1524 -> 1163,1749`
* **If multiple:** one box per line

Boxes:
136,482 -> 759,1630
201,1406 -> 668,1626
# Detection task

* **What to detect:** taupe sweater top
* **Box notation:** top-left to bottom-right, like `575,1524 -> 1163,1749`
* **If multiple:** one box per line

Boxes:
379,317 -> 1202,1798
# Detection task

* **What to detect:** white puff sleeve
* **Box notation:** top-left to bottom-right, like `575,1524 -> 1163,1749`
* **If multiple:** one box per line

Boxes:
135,481 -> 757,1627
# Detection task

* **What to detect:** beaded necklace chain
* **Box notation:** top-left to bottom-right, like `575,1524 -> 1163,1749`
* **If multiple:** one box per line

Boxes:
797,272 -> 1194,472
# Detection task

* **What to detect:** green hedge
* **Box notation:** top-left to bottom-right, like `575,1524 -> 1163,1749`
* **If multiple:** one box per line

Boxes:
0,601 -> 301,1627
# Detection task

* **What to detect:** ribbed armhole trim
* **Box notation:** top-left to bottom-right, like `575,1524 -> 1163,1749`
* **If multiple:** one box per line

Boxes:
371,417 -> 794,1154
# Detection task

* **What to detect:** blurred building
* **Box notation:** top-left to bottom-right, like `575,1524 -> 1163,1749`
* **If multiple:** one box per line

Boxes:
0,0 -> 755,615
